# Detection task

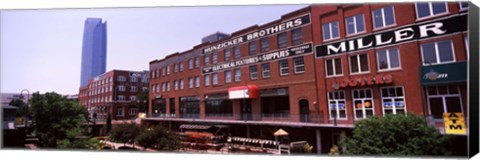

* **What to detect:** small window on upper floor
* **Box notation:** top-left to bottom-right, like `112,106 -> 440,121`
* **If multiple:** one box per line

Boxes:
415,2 -> 448,20
372,6 -> 396,29
323,21 -> 340,41
345,14 -> 365,35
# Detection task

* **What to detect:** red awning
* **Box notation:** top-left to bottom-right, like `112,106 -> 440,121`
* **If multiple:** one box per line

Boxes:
228,85 -> 259,99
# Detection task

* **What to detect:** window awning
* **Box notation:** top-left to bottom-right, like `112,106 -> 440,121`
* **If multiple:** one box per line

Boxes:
228,85 -> 259,99
179,124 -> 212,130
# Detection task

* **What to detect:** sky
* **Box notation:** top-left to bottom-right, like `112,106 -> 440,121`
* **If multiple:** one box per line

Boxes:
0,4 -> 308,95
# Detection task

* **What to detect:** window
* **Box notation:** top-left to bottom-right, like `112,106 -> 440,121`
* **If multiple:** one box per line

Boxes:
328,91 -> 347,119
352,89 -> 374,119
130,76 -> 137,82
174,63 -> 178,73
129,108 -> 138,115
116,107 -> 124,116
117,76 -> 126,81
372,6 -> 395,29
234,46 -> 241,59
180,79 -> 184,90
167,66 -> 170,75
323,21 -> 340,41
377,48 -> 401,71
142,87 -> 148,91
345,14 -> 365,35
188,59 -> 193,69
130,86 -> 137,92
292,28 -> 302,45
204,54 -> 210,65
194,57 -> 200,68
326,58 -> 343,77
130,96 -> 137,101
179,62 -> 184,71
421,40 -> 454,65
225,70 -> 232,83
459,2 -> 468,10
212,51 -> 218,64
204,75 -> 210,86
350,54 -> 369,74
189,77 -> 193,89
261,38 -> 269,53
234,69 -> 241,82
213,73 -> 219,85
174,80 -> 178,90
279,59 -> 289,76
166,82 -> 170,91
249,41 -> 257,55
250,65 -> 258,80
224,48 -> 231,61
118,85 -> 125,92
262,63 -> 270,78
195,76 -> 200,88
294,56 -> 305,73
427,85 -> 463,119
381,86 -> 406,115
162,68 -> 166,76
161,83 -> 165,92
416,2 -> 448,19
277,32 -> 287,49
118,95 -> 125,101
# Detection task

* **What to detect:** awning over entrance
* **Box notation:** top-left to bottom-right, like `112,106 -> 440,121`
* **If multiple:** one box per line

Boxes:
179,124 -> 212,130
228,85 -> 259,99
421,61 -> 467,85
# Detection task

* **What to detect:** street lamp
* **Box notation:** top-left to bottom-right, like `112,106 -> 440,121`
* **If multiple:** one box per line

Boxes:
20,89 -> 30,128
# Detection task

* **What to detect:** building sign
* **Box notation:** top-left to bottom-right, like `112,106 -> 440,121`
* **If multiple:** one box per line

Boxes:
203,14 -> 311,54
443,112 -> 467,135
202,43 -> 313,74
333,74 -> 393,89
228,85 -> 260,99
316,14 -> 467,57
421,61 -> 467,85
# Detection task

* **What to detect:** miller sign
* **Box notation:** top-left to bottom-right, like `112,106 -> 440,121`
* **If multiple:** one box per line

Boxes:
316,14 -> 467,57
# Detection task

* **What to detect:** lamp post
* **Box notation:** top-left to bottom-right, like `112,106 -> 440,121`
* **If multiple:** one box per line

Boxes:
20,89 -> 30,128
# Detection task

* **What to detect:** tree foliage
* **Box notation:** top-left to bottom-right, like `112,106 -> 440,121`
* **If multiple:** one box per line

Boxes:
8,98 -> 28,117
29,92 -> 90,148
136,89 -> 149,113
135,125 -> 182,151
109,123 -> 141,146
340,113 -> 453,156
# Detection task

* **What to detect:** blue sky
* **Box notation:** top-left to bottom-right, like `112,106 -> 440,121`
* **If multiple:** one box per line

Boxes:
1,4 -> 307,95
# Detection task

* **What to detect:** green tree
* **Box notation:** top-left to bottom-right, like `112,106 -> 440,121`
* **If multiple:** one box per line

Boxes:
29,92 -> 90,148
109,123 -> 141,146
135,125 -> 182,151
340,113 -> 453,156
136,89 -> 149,113
8,99 -> 28,117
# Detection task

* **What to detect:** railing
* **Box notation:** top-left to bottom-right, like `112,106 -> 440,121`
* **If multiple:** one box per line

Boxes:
146,113 -> 325,124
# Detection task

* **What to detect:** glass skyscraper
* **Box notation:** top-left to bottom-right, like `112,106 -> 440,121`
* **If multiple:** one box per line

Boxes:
80,18 -> 107,87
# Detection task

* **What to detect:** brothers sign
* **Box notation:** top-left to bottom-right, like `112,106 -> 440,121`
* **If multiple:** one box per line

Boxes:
316,14 -> 467,57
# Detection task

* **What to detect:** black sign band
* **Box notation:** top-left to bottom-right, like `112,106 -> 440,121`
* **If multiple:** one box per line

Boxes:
315,14 -> 467,57
202,43 -> 313,74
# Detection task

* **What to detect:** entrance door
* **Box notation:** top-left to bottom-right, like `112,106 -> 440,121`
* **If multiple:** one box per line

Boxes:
299,99 -> 309,122
240,99 -> 252,120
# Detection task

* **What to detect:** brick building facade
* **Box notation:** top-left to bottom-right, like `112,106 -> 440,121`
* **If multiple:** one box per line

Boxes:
78,70 -> 149,120
144,2 -> 469,154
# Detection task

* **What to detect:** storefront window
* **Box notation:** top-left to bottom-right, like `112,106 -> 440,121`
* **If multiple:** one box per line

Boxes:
381,86 -> 406,115
328,91 -> 347,119
169,98 -> 176,118
153,98 -> 166,117
377,48 -> 400,71
427,85 -> 463,119
205,98 -> 233,117
179,96 -> 200,118
352,89 -> 374,119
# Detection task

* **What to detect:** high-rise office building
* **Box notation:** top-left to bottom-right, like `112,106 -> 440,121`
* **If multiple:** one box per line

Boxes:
80,18 -> 107,87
